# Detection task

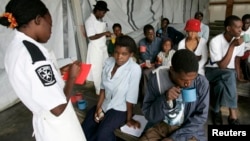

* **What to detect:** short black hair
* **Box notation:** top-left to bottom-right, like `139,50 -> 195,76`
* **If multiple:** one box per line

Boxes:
171,49 -> 198,73
194,11 -> 203,18
0,0 -> 48,29
115,35 -> 137,54
224,15 -> 241,27
242,14 -> 250,22
112,23 -> 122,30
143,24 -> 154,34
162,18 -> 169,25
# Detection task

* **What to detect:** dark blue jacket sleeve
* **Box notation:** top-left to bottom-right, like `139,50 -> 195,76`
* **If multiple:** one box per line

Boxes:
142,74 -> 171,123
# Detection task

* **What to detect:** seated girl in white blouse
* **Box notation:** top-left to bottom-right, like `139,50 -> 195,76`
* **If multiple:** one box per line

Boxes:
156,38 -> 175,69
82,35 -> 142,141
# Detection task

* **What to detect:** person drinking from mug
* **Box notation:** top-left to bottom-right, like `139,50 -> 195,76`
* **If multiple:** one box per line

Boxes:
139,49 -> 209,141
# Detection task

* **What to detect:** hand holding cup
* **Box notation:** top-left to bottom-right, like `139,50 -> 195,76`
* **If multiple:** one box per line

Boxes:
111,34 -> 116,44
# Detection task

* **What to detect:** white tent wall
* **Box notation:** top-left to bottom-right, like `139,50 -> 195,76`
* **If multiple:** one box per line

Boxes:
0,0 -> 19,112
70,0 -> 88,62
81,0 -> 209,44
0,0 -> 209,112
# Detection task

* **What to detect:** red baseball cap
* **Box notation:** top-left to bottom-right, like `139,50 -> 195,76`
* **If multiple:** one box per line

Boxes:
184,19 -> 201,32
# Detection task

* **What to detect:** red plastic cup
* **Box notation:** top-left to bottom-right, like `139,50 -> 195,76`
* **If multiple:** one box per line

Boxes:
140,46 -> 146,53
75,93 -> 83,101
70,96 -> 77,104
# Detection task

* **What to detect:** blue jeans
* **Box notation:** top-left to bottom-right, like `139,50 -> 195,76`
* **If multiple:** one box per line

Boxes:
205,67 -> 237,112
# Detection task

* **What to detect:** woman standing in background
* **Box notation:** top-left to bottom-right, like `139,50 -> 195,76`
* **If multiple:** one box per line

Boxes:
85,1 -> 111,95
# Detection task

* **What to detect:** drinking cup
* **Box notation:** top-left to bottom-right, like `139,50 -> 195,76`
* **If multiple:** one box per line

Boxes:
77,100 -> 88,110
181,87 -> 197,102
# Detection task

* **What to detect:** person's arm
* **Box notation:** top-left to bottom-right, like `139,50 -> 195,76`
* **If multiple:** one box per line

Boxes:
217,38 -> 244,69
88,31 -> 111,40
51,61 -> 81,116
94,89 -> 105,122
63,61 -> 81,100
126,102 -> 140,129
85,16 -> 111,40
125,64 -> 141,128
235,56 -> 247,82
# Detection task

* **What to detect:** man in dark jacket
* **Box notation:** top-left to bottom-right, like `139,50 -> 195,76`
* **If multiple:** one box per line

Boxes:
156,18 -> 185,50
140,49 -> 209,141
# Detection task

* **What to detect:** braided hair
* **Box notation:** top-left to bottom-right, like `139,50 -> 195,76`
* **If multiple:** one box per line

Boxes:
0,0 -> 48,29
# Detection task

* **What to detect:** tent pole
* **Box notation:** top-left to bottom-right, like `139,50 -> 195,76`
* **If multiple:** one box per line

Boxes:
70,0 -> 88,62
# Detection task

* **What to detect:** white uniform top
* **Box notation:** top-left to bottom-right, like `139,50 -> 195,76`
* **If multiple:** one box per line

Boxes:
100,57 -> 141,112
85,13 -> 109,94
4,30 -> 86,141
206,33 -> 245,69
178,37 -> 208,75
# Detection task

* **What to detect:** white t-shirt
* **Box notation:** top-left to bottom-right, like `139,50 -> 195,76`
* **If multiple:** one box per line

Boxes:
178,37 -> 208,75
206,33 -> 245,69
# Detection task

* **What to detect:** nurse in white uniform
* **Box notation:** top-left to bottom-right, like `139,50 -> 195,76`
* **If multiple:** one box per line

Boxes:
1,0 -> 86,141
85,1 -> 111,95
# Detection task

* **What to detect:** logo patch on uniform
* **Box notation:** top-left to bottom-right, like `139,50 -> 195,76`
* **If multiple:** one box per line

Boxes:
35,65 -> 56,86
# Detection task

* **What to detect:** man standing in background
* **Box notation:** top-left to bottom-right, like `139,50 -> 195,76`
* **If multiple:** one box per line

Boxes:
85,1 -> 111,95
194,11 -> 210,42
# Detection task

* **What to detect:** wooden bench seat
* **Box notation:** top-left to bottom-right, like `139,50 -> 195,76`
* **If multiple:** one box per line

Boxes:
237,81 -> 250,97
114,129 -> 139,141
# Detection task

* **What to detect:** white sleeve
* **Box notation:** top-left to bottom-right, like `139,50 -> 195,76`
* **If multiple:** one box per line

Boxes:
236,42 -> 246,57
126,65 -> 141,104
28,60 -> 66,111
85,17 -> 96,37
209,37 -> 223,62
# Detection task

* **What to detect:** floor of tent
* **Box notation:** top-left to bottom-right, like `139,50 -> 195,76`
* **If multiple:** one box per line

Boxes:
0,81 -> 250,141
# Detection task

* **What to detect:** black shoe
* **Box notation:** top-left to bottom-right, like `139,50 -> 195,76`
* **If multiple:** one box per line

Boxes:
211,111 -> 223,125
228,117 -> 240,125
